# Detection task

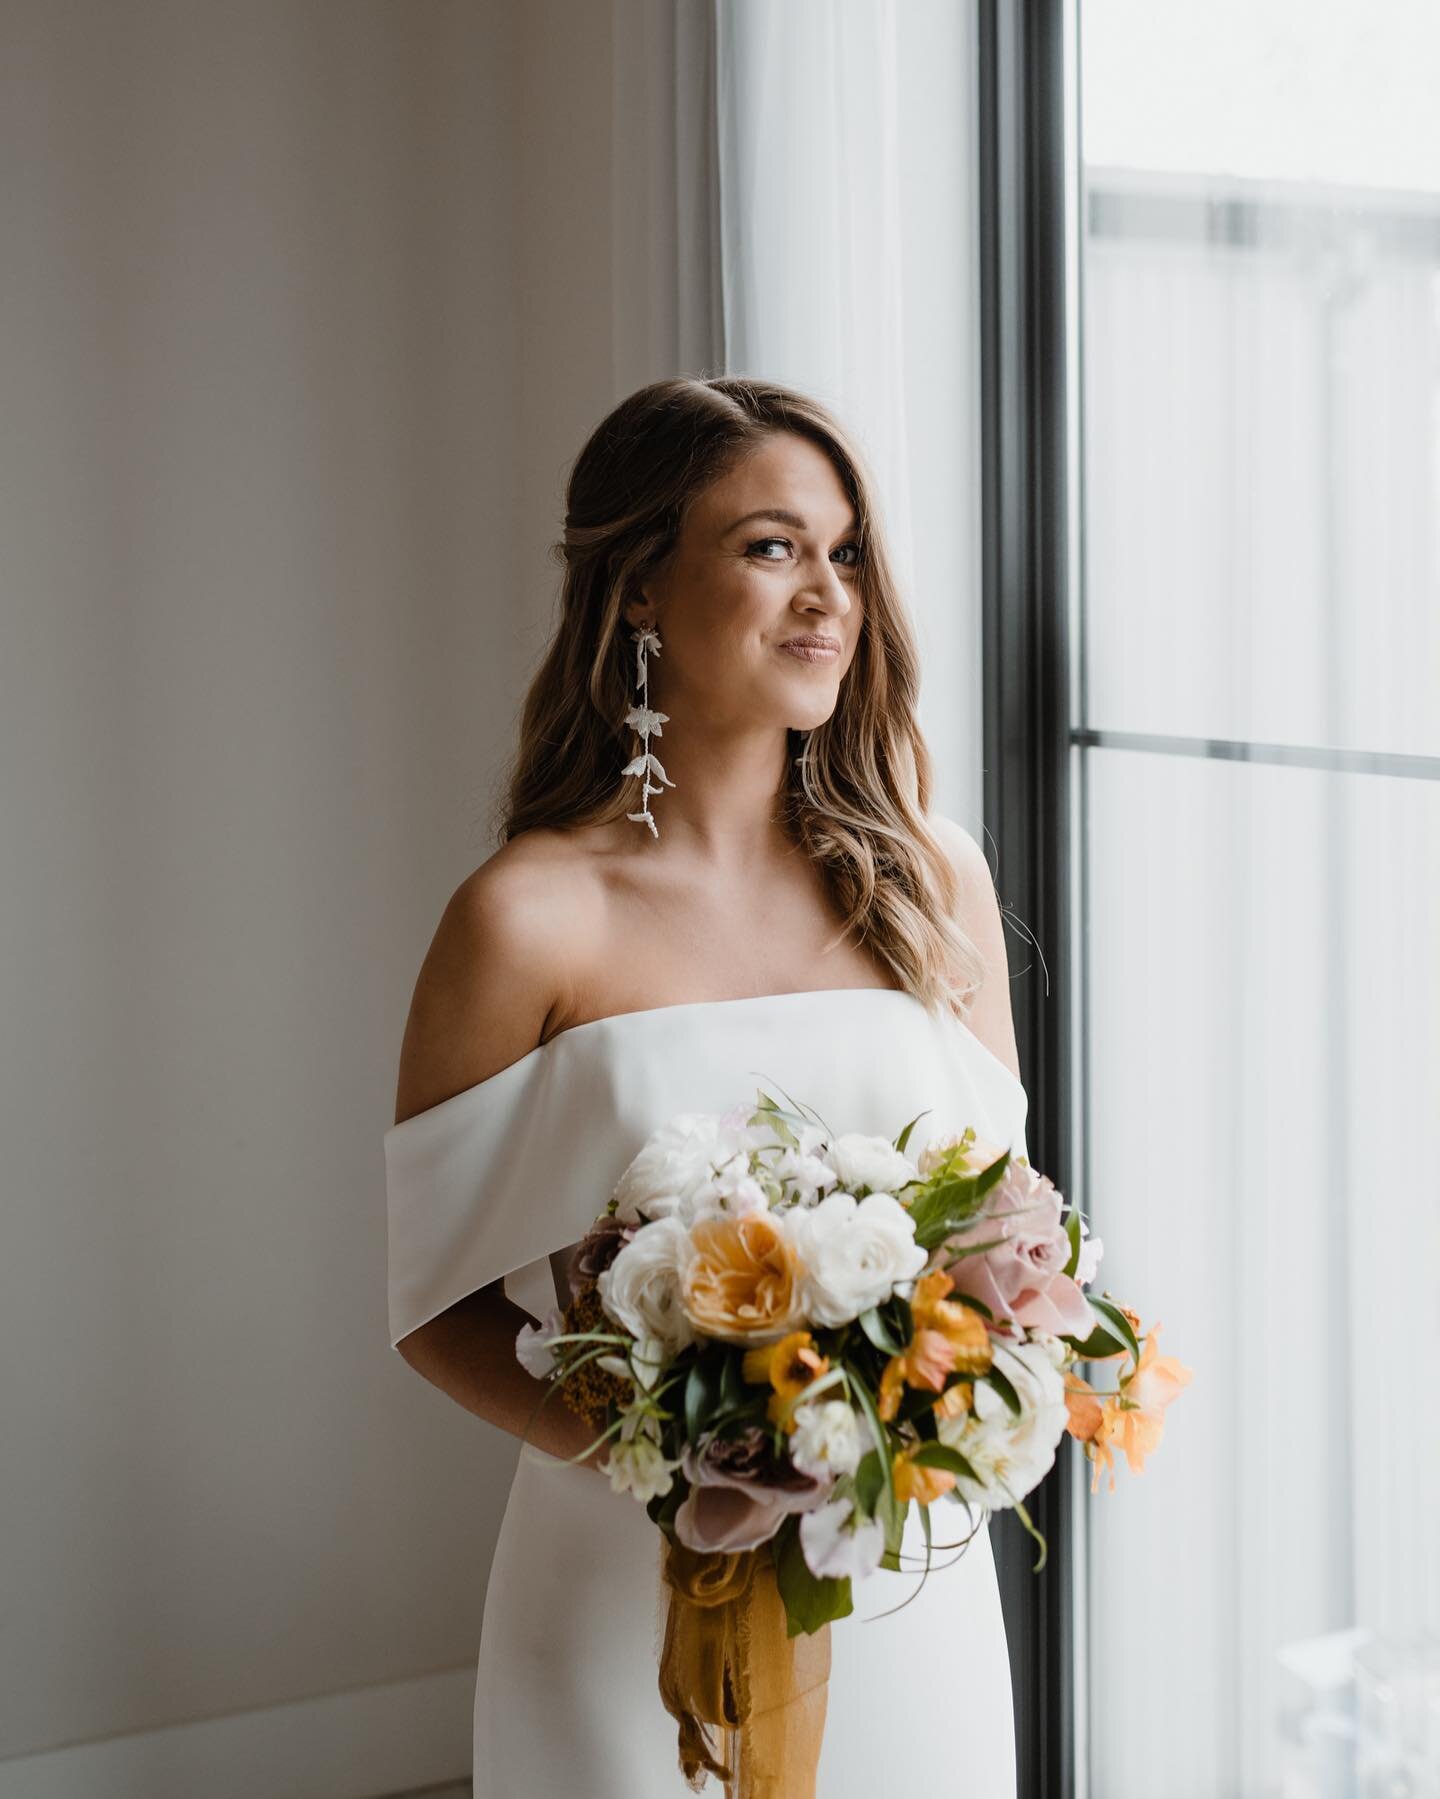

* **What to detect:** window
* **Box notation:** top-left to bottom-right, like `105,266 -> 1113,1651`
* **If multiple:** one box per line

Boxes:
981,5 -> 1440,1794
1079,5 -> 1440,1795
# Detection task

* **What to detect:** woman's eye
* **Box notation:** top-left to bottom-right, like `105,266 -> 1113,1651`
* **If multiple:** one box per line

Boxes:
748,537 -> 861,567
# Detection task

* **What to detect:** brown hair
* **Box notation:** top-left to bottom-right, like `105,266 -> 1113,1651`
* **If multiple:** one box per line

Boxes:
494,375 -> 984,1018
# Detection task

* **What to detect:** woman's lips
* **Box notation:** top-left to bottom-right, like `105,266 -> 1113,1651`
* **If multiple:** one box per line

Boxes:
778,639 -> 841,664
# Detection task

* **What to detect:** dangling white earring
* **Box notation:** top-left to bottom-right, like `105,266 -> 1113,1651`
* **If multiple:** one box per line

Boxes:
621,620 -> 675,839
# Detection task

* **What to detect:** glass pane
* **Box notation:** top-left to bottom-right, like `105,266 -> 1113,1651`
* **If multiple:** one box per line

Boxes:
1080,3 -> 1440,760
1082,747 -> 1440,1795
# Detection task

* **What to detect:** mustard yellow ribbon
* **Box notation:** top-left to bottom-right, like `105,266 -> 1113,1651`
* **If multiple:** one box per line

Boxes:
657,1534 -> 832,1797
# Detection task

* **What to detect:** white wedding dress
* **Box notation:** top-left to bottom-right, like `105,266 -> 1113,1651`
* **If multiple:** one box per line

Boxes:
385,985 -> 1028,1798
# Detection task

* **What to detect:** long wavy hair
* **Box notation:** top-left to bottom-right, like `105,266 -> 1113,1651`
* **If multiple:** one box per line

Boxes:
494,375 -> 985,1018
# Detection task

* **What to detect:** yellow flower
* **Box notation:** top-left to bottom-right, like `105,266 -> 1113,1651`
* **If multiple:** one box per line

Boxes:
682,1211 -> 807,1345
743,1328 -> 831,1433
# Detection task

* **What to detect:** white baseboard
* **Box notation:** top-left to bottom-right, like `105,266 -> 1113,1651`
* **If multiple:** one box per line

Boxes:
0,1664 -> 473,1799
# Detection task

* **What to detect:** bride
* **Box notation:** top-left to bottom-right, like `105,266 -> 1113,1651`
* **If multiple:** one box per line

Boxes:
385,375 -> 1027,1796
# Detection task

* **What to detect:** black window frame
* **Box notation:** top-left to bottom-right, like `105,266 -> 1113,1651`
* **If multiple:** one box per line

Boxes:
977,3 -> 1080,1795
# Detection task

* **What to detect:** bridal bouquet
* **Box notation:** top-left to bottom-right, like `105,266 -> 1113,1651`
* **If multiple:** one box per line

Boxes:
514,1087 -> 1190,1796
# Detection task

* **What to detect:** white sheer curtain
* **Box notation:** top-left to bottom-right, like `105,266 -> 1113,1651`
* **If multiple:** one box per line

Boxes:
610,0 -> 988,827
1078,6 -> 1440,1795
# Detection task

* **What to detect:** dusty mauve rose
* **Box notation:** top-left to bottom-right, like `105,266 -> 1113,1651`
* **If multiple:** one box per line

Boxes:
672,1425 -> 827,1553
567,1215 -> 634,1299
681,1211 -> 807,1345
933,1154 -> 1092,1339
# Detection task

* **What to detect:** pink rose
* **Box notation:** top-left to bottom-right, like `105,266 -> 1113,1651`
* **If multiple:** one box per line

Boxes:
935,1157 -> 1092,1339
672,1425 -> 827,1554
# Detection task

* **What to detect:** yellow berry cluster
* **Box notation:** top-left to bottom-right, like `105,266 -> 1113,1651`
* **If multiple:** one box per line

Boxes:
556,1282 -> 632,1427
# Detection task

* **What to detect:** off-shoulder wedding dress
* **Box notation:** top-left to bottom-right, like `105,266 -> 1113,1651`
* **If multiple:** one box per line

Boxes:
385,985 -> 1027,1797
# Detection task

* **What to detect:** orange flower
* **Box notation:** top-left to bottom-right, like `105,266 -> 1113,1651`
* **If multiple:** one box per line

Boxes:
877,1267 -> 993,1420
934,1379 -> 973,1421
743,1328 -> 831,1433
1076,1320 -> 1192,1494
878,1353 -> 908,1421
892,1442 -> 956,1506
682,1212 -> 807,1345
1124,1320 -> 1192,1420
1063,1371 -> 1104,1442
912,1268 -> 993,1376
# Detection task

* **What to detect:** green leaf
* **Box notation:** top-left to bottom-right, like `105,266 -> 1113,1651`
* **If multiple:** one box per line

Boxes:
853,1448 -> 885,1515
910,1440 -> 983,1485
746,1082 -> 834,1143
894,1107 -> 933,1156
890,1292 -> 914,1343
982,1363 -> 1024,1417
1009,1494 -> 1049,1573
903,1147 -> 1014,1250
773,1518 -> 854,1637
847,1370 -> 898,1527
683,1351 -> 721,1443
937,1234 -> 1016,1260
701,1398 -> 767,1435
718,1346 -> 746,1412
1088,1295 -> 1141,1366
747,1090 -> 800,1148
646,1474 -> 689,1530
1065,1324 -> 1128,1361
857,1305 -> 905,1356
878,1484 -> 908,1572
1063,1206 -> 1082,1280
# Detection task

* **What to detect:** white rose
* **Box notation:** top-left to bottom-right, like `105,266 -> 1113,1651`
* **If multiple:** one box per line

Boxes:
798,1495 -> 886,1582
611,1111 -> 768,1226
935,1336 -> 1069,1510
825,1132 -> 921,1197
785,1190 -> 928,1327
596,1215 -> 697,1352
789,1399 -> 864,1482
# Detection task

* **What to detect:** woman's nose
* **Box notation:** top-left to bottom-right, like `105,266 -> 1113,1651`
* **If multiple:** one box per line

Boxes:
798,560 -> 852,610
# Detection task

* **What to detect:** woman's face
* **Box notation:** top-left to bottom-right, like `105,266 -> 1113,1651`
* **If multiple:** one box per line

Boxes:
628,432 -> 864,734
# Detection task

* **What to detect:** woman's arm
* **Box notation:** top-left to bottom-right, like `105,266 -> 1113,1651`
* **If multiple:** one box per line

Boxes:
396,1282 -> 610,1473
391,847 -> 611,1475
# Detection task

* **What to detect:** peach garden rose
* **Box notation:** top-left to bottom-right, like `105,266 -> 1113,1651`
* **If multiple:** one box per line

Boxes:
680,1210 -> 809,1345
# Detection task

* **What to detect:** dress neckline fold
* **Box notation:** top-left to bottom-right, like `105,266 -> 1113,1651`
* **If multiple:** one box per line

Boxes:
386,984 -> 1024,1134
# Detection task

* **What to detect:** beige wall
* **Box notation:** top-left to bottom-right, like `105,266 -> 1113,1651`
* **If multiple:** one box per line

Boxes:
1,1 -> 618,1785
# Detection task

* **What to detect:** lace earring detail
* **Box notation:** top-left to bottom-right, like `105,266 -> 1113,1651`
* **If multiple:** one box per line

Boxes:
622,620 -> 676,839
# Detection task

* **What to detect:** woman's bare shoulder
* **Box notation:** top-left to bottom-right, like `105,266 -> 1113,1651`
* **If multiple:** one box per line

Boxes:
925,812 -> 1022,1084
391,828 -> 604,1124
